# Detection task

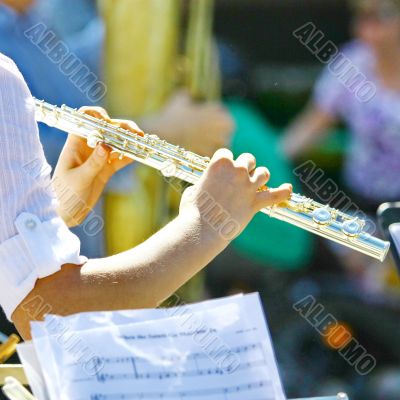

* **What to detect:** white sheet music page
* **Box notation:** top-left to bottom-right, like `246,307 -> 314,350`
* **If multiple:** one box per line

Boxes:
43,294 -> 244,332
20,296 -> 243,400
17,341 -> 50,400
29,295 -> 246,399
29,293 -> 286,400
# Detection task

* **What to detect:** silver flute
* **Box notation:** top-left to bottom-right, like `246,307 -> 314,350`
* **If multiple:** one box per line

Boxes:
34,99 -> 390,261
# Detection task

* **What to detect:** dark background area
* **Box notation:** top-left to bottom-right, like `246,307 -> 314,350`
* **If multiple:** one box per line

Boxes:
215,0 -> 351,64
214,0 -> 352,127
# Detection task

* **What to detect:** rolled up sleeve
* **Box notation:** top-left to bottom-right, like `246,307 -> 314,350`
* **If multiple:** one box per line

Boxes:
0,54 -> 86,320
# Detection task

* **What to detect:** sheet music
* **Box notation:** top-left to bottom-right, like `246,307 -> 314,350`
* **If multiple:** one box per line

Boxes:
17,342 -> 49,400
25,294 -> 286,400
29,295 -> 245,400
43,294 -> 243,332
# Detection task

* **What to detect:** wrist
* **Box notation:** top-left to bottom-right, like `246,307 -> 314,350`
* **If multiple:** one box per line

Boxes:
177,205 -> 234,253
57,205 -> 84,227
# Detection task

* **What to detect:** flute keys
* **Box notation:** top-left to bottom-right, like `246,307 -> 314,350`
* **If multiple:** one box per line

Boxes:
342,219 -> 363,237
160,160 -> 178,178
286,193 -> 312,212
312,207 -> 333,225
87,131 -> 103,148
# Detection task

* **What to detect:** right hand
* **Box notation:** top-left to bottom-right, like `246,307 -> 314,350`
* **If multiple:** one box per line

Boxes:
180,149 -> 293,241
54,106 -> 142,226
148,91 -> 234,156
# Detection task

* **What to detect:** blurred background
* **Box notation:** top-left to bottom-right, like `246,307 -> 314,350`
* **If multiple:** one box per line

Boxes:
0,0 -> 399,399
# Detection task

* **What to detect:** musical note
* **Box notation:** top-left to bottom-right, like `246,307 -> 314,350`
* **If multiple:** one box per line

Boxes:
83,343 -> 266,384
90,357 -> 266,383
90,380 -> 271,400
29,294 -> 286,400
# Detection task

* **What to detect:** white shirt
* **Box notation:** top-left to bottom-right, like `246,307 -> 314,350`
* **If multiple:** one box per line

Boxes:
0,53 -> 86,321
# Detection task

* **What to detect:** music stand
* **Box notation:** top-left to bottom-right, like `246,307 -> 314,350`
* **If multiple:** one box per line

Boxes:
377,201 -> 400,272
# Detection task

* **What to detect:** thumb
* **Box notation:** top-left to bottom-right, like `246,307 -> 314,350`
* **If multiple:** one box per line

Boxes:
80,144 -> 110,180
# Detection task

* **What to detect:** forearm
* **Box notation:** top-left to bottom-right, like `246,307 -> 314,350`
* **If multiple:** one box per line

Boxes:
80,210 -> 227,308
282,105 -> 336,160
12,149 -> 292,340
12,212 -> 227,339
283,124 -> 316,160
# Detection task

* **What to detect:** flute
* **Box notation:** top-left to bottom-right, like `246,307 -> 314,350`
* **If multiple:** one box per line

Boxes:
33,99 -> 390,262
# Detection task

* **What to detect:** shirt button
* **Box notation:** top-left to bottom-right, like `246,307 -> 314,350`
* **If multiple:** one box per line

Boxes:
25,219 -> 37,230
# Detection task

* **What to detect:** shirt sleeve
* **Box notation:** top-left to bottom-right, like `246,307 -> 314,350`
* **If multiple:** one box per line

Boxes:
0,54 -> 87,321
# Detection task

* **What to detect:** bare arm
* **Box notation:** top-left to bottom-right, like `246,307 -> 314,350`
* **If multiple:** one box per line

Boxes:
12,149 -> 292,340
282,104 -> 337,160
13,213 -> 222,339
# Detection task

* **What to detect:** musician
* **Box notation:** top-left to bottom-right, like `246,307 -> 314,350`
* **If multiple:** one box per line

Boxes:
283,0 -> 400,212
0,0 -> 105,259
0,52 -> 292,340
0,0 -> 233,274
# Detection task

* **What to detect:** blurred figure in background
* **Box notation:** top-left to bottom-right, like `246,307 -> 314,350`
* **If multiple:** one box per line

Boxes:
0,0 -> 104,258
283,0 -> 400,211
35,0 -> 103,76
36,0 -> 99,40
282,0 -> 400,288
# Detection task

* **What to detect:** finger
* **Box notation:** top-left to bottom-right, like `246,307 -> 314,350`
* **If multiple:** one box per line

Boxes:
251,167 -> 271,188
80,143 -> 111,180
255,183 -> 293,209
181,185 -> 197,202
107,151 -> 134,172
235,153 -> 256,174
64,133 -> 89,151
56,134 -> 87,171
211,148 -> 234,162
110,119 -> 144,136
79,106 -> 111,122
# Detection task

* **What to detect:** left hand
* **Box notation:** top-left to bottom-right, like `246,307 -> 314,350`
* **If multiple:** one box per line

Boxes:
53,106 -> 143,227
